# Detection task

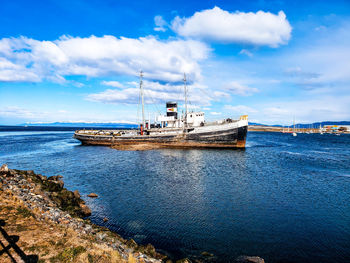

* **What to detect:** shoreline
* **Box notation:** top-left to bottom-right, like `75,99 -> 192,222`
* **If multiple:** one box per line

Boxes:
0,164 -> 265,263
248,125 -> 350,134
0,164 -> 165,263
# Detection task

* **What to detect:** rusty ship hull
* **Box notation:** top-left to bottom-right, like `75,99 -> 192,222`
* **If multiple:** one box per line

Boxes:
73,120 -> 248,149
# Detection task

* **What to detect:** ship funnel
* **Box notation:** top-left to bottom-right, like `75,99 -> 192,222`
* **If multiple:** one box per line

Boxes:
166,102 -> 178,119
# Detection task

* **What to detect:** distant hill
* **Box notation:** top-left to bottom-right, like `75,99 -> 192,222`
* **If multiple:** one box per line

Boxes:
249,121 -> 350,128
19,122 -> 138,128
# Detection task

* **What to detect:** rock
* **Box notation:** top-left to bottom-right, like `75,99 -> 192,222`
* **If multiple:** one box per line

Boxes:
176,258 -> 191,263
139,243 -> 157,257
42,180 -> 63,192
0,164 -> 9,173
48,175 -> 63,181
33,185 -> 42,195
79,204 -> 91,217
11,170 -> 19,177
37,174 -> 47,181
47,176 -> 64,188
103,217 -> 109,222
126,239 -> 138,248
87,193 -> 98,198
97,232 -> 107,240
201,251 -> 214,257
235,256 -> 265,263
73,190 -> 81,199
26,170 -> 35,176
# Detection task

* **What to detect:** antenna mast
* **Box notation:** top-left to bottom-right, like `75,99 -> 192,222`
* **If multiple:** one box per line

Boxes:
140,71 -> 145,128
184,73 -> 188,128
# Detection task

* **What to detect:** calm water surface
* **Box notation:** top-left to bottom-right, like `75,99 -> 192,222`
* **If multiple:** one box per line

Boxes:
1,129 -> 350,262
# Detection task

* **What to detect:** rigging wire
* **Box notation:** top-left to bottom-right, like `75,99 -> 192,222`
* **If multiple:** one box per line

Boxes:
136,74 -> 141,127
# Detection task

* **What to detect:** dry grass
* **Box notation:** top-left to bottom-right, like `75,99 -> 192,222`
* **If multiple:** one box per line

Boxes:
0,190 -> 143,263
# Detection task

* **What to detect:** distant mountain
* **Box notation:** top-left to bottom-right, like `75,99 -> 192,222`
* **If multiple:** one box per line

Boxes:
19,122 -> 138,128
249,121 -> 350,128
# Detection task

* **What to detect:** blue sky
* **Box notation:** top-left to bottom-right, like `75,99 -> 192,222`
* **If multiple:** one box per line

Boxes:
1,0 -> 350,125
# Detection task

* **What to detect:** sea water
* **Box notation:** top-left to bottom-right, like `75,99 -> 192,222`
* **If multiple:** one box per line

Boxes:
1,127 -> 350,262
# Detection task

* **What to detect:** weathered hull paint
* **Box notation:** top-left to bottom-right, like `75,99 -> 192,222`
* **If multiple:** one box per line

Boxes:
73,125 -> 248,149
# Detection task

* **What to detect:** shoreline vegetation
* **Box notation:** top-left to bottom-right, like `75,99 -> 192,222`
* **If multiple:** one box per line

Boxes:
0,164 -> 265,263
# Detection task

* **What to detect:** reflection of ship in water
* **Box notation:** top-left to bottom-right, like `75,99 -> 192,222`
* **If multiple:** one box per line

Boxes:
74,72 -> 248,149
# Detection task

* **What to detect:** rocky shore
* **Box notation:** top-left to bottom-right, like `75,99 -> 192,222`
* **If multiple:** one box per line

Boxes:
0,164 -> 164,263
0,164 -> 265,263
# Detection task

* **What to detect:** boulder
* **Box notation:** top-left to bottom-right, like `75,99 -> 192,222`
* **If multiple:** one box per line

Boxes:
201,251 -> 214,257
175,258 -> 191,263
73,190 -> 81,199
47,176 -> 64,188
142,243 -> 156,257
48,175 -> 63,181
79,204 -> 92,217
87,193 -> 98,198
26,170 -> 35,176
0,164 -> 9,173
126,239 -> 138,248
235,256 -> 265,263
43,180 -> 64,192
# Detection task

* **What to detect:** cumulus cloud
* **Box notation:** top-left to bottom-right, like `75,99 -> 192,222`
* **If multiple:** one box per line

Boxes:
0,35 -> 209,83
154,15 -> 168,32
224,81 -> 258,96
101,80 -> 124,88
171,6 -> 292,47
87,80 -> 222,106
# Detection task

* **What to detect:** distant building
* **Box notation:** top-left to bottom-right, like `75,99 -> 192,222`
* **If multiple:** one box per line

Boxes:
323,125 -> 350,133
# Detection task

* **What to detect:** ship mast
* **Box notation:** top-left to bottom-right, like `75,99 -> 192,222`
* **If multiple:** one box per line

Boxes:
183,73 -> 188,128
140,71 -> 145,128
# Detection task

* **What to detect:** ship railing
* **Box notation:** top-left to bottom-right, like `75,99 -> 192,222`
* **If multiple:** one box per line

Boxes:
204,118 -> 240,126
76,130 -> 133,136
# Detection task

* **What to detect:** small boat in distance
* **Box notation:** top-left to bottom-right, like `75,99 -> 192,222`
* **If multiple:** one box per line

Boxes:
74,72 -> 249,149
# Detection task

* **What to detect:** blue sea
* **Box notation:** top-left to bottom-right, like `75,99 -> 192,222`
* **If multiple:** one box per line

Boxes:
1,127 -> 350,262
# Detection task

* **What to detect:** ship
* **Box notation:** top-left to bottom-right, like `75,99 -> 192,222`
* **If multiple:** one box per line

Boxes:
74,72 -> 248,149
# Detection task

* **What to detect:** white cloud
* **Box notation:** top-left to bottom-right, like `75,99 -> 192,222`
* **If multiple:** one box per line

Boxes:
187,105 -> 200,109
101,80 -> 124,88
259,96 -> 350,124
213,91 -> 230,98
224,81 -> 258,96
210,111 -> 221,115
285,67 -> 320,79
224,105 -> 258,113
0,35 -> 209,83
171,6 -> 292,47
0,106 -> 48,119
239,49 -> 253,57
154,15 -> 168,32
86,80 -> 222,106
